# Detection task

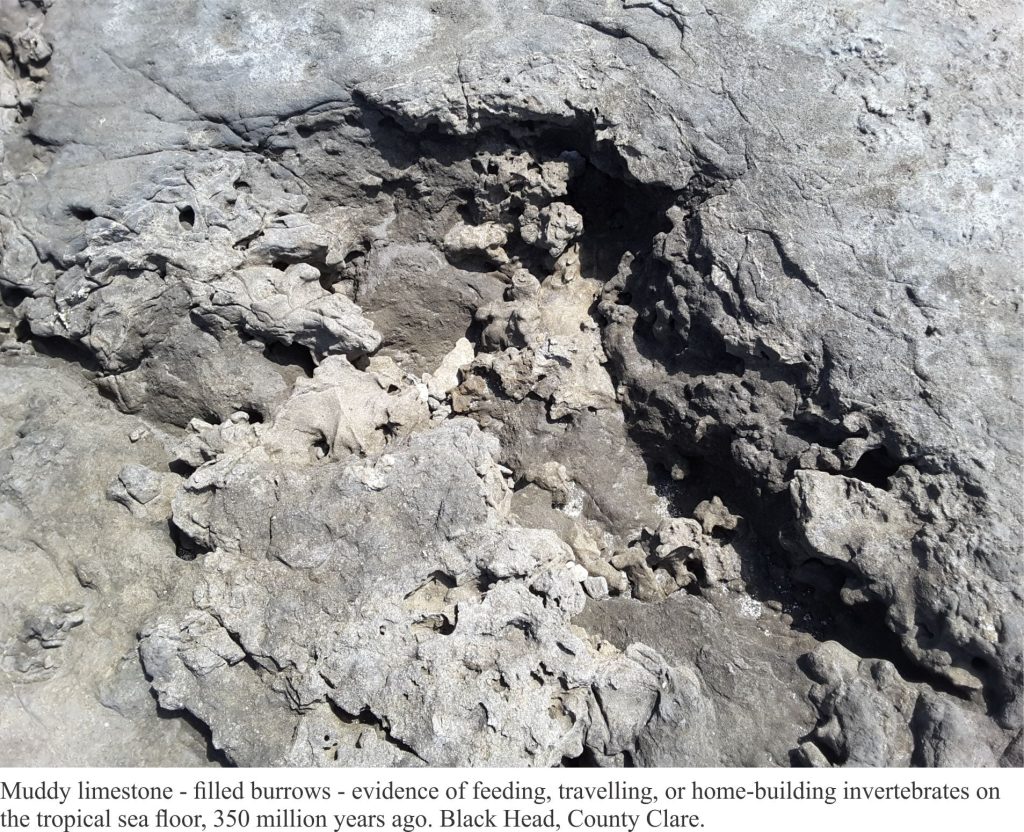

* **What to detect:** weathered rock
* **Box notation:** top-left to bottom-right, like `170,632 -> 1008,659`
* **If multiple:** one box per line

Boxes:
0,363 -> 212,765
0,0 -> 1019,767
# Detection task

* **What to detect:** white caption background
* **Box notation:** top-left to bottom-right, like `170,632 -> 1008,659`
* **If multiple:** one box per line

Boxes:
1,768 -> 1019,832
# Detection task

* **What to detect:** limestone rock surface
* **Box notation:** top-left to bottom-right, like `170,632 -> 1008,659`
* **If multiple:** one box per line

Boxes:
0,0 -> 1020,766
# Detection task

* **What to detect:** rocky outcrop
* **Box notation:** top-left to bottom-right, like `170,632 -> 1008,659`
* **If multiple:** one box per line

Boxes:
0,0 -> 1019,766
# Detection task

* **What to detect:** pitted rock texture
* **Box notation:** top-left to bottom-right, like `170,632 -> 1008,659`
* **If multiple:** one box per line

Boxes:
0,0 -> 1020,766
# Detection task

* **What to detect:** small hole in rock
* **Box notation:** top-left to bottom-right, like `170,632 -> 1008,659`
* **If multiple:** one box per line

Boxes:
168,520 -> 209,561
0,285 -> 30,307
847,447 -> 901,491
710,525 -> 735,542
168,459 -> 197,477
69,205 -> 97,222
561,747 -> 600,767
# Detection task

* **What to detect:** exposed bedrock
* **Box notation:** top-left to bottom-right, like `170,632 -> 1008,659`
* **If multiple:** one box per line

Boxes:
0,0 -> 1020,766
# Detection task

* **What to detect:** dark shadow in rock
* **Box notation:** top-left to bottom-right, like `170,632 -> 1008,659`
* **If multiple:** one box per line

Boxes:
168,519 -> 211,562
148,688 -> 233,767
846,446 -> 902,491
